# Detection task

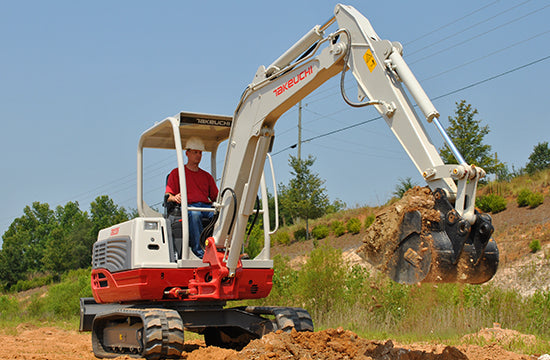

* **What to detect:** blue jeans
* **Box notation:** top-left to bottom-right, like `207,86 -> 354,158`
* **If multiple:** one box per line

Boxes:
188,202 -> 214,258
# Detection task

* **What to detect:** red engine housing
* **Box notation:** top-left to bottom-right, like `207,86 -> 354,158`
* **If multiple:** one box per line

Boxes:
91,239 -> 273,303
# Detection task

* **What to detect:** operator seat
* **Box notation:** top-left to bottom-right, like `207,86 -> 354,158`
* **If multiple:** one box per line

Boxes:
163,172 -> 215,259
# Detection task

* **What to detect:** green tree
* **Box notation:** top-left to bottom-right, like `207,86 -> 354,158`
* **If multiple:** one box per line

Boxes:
42,202 -> 94,273
439,100 -> 505,176
278,155 -> 329,236
0,202 -> 56,288
0,196 -> 129,289
89,195 -> 130,238
525,141 -> 550,175
326,198 -> 346,214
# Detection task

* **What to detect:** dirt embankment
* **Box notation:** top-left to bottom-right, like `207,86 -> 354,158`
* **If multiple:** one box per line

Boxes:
1,323 -> 542,360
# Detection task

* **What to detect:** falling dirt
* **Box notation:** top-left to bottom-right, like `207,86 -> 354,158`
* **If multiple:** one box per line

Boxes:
356,186 -> 440,272
0,323 -> 541,360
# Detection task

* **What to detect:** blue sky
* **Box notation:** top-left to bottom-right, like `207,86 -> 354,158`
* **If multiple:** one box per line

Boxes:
1,1 -> 549,239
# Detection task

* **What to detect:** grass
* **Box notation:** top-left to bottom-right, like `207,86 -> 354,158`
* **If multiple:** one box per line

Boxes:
0,248 -> 548,355
244,246 -> 550,355
0,268 -> 91,329
479,168 -> 550,198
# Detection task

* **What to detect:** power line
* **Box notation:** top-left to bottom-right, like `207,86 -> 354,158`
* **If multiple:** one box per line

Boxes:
404,1 -> 501,47
407,0 -> 533,57
261,1 -> 549,138
431,54 -> 550,101
410,3 -> 550,64
420,29 -> 550,82
275,13 -> 550,137
272,54 -> 550,156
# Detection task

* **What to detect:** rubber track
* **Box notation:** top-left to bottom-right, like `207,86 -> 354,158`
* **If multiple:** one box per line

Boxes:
274,307 -> 314,332
141,309 -> 184,360
245,306 -> 314,333
92,308 -> 183,359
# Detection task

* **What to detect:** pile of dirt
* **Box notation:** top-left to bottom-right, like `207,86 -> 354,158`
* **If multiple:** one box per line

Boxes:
228,327 -> 470,360
461,323 -> 537,348
356,186 -> 439,272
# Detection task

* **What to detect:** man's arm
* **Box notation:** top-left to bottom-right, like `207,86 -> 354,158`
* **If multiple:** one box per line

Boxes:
166,169 -> 181,203
208,173 -> 219,202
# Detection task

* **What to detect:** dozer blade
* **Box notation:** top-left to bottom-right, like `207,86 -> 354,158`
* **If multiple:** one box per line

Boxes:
358,187 -> 499,285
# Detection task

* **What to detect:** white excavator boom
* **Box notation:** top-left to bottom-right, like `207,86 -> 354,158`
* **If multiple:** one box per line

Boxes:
213,4 -> 494,278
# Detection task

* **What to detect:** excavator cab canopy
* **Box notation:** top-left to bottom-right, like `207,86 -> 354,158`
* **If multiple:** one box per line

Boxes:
137,111 -> 233,218
139,111 -> 233,152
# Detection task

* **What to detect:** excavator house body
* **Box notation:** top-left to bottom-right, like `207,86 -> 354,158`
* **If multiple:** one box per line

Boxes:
90,218 -> 273,303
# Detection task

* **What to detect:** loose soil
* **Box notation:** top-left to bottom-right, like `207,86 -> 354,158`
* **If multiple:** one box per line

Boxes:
356,186 -> 439,272
0,323 -> 541,360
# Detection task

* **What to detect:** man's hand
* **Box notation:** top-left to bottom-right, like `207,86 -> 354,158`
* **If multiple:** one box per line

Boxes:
169,193 -> 182,204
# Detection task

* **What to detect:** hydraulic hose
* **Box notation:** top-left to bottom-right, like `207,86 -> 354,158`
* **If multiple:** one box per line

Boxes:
221,187 -> 238,236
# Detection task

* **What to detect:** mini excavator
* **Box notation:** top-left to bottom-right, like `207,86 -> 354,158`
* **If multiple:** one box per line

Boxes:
80,4 -> 499,359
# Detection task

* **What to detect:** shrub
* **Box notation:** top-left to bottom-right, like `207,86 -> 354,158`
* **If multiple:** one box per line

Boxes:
0,295 -> 19,321
529,239 -> 542,253
331,220 -> 346,237
526,290 -> 550,335
10,274 -> 55,293
528,192 -> 544,208
364,214 -> 375,229
269,255 -> 298,305
297,245 -> 347,315
476,194 -> 507,213
517,189 -> 532,207
245,221 -> 264,258
273,231 -> 291,245
517,188 -> 544,208
294,227 -> 308,241
346,218 -> 362,234
27,268 -> 92,320
312,225 -> 329,240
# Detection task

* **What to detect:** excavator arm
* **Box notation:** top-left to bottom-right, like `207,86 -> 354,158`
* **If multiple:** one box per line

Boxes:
212,4 -> 498,283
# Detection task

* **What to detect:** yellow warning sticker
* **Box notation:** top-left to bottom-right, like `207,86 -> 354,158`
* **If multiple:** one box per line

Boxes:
363,49 -> 376,72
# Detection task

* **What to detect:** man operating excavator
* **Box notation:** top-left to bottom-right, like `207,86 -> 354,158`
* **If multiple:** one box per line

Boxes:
165,137 -> 218,258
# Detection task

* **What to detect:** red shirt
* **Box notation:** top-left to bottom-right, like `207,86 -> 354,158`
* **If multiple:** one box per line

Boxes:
166,167 -> 219,204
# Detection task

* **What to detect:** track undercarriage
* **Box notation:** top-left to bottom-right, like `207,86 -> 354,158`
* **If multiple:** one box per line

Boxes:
81,298 -> 313,359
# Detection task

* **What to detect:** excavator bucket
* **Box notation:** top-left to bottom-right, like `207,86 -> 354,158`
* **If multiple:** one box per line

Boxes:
358,187 -> 499,285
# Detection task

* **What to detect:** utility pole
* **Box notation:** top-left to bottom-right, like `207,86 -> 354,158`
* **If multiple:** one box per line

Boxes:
298,101 -> 302,160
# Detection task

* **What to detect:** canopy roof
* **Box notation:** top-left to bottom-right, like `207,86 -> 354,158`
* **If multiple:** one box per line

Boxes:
139,111 -> 233,152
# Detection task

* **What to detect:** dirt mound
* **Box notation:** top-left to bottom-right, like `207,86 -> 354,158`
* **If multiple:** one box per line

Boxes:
230,327 -> 469,360
461,323 -> 537,348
